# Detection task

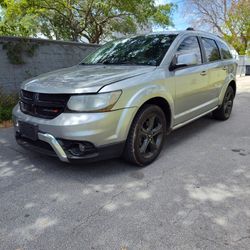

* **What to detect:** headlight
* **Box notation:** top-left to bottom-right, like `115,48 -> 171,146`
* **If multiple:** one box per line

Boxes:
67,91 -> 122,112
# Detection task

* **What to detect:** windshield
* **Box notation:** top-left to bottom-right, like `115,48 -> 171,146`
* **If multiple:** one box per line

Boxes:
82,34 -> 177,66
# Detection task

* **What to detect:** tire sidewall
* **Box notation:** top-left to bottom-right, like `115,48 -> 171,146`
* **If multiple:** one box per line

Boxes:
132,105 -> 166,166
222,86 -> 234,119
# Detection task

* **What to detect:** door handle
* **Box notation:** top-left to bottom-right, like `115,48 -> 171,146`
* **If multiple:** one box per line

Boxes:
200,71 -> 207,76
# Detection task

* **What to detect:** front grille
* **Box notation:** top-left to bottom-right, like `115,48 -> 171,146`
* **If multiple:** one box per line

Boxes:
20,90 -> 70,119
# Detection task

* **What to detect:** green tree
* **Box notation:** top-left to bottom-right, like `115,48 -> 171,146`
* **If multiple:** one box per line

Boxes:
183,0 -> 250,55
0,0 -> 175,44
0,0 -> 39,37
225,0 -> 250,55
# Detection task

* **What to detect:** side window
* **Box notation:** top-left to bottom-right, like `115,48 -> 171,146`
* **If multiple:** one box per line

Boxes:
177,36 -> 202,64
217,40 -> 233,60
201,38 -> 221,62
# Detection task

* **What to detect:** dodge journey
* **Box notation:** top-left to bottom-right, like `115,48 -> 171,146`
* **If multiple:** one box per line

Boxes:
13,30 -> 237,166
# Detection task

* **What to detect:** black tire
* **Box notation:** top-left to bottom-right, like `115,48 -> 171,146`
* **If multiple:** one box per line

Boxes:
213,86 -> 235,121
123,104 -> 167,166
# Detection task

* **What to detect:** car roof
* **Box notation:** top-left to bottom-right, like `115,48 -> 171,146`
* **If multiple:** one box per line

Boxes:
111,30 -> 227,47
147,30 -> 229,45
114,30 -> 221,41
148,30 -> 220,39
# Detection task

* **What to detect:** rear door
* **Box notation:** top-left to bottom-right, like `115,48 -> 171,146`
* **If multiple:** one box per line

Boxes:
200,37 -> 226,100
216,40 -> 235,92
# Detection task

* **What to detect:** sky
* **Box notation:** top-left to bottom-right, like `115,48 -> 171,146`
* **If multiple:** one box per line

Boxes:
154,0 -> 189,31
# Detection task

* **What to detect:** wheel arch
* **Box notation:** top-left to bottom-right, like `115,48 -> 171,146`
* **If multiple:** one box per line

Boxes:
122,97 -> 172,166
229,80 -> 236,97
219,79 -> 237,105
139,97 -> 172,132
123,96 -> 173,137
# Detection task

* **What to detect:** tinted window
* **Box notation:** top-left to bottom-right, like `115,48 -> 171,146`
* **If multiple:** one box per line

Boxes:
201,38 -> 221,62
177,36 -> 202,64
217,40 -> 232,59
83,34 -> 177,66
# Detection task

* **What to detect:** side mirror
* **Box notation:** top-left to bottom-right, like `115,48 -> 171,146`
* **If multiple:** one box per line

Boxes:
170,52 -> 199,70
176,53 -> 198,66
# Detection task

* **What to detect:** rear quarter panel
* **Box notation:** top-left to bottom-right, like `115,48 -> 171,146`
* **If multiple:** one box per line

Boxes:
218,60 -> 237,105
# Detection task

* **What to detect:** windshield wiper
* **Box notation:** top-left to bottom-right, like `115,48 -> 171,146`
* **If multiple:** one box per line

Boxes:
80,62 -> 105,65
101,61 -> 146,66
80,61 -> 154,66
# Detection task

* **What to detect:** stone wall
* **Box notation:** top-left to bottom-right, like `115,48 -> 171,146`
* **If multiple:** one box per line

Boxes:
0,36 -> 99,93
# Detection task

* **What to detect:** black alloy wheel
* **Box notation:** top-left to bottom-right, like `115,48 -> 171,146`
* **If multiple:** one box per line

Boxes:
123,105 -> 167,166
213,86 -> 235,120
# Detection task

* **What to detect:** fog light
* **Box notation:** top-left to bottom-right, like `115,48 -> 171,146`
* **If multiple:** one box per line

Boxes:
14,120 -> 20,132
60,140 -> 97,157
79,143 -> 86,152
13,119 -> 19,127
68,143 -> 86,156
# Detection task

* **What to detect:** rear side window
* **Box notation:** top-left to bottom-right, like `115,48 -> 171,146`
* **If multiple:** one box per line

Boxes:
201,38 -> 221,62
217,41 -> 233,60
177,36 -> 202,64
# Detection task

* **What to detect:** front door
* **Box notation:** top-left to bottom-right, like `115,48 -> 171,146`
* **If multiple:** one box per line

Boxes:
172,36 -> 213,125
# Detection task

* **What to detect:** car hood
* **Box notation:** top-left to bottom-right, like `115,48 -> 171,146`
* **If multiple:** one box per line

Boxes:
22,65 -> 156,94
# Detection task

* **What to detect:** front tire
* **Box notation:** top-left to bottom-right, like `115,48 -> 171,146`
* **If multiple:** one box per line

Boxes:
213,86 -> 235,121
123,105 -> 167,166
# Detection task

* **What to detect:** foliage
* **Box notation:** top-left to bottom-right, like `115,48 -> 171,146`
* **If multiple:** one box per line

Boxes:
0,0 -> 39,37
2,40 -> 38,64
0,89 -> 19,122
225,0 -> 250,55
0,0 -> 175,44
183,0 -> 250,55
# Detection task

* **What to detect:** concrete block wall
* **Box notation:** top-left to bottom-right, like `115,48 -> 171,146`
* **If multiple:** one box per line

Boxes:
0,36 -> 99,93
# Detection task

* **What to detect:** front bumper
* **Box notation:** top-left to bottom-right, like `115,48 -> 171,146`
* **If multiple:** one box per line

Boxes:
13,105 -> 137,162
15,132 -> 125,163
16,132 -> 68,162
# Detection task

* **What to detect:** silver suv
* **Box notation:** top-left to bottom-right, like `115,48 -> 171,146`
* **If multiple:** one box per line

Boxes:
13,30 -> 237,166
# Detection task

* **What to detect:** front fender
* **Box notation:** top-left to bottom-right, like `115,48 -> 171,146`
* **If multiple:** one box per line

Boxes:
113,85 -> 175,141
126,83 -> 174,111
100,69 -> 175,128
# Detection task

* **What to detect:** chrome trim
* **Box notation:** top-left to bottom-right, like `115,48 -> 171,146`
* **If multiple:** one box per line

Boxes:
38,133 -> 69,162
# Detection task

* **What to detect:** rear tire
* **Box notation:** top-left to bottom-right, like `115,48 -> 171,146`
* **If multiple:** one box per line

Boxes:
123,105 -> 167,167
213,86 -> 235,121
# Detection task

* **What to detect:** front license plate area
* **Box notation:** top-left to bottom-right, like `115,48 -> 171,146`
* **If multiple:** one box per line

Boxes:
19,121 -> 38,141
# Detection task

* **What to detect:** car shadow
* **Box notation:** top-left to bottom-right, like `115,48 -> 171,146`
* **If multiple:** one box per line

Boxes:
0,114 -> 219,182
164,114 -> 216,151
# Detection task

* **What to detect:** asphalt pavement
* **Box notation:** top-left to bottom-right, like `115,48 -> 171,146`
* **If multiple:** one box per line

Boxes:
0,77 -> 250,250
